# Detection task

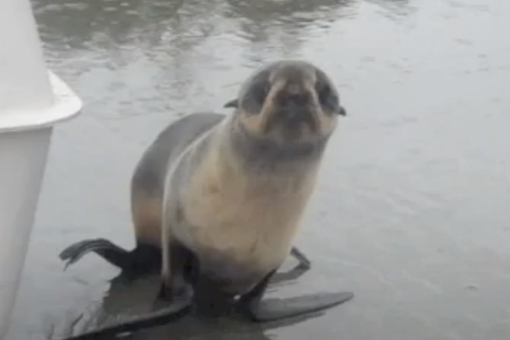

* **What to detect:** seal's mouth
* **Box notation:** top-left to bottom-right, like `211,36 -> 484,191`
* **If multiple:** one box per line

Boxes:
258,84 -> 324,141
235,85 -> 337,146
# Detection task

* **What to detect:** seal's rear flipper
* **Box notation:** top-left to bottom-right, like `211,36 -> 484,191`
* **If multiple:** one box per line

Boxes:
246,292 -> 354,322
59,239 -> 160,279
59,238 -> 131,270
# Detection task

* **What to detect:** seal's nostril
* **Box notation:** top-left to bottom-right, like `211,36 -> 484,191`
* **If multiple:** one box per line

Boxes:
291,93 -> 308,106
275,92 -> 308,107
276,93 -> 289,106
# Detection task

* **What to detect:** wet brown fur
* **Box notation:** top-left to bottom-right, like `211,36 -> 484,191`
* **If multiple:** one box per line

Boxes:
130,190 -> 162,246
130,60 -> 345,295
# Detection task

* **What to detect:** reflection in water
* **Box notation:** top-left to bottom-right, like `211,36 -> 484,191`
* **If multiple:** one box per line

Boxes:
31,0 -> 416,119
32,0 -> 185,48
33,0 -> 414,56
365,0 -> 416,20
51,264 -> 328,340
223,0 -> 357,62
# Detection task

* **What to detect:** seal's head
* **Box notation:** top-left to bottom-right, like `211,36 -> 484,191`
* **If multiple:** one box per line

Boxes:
224,60 -> 346,148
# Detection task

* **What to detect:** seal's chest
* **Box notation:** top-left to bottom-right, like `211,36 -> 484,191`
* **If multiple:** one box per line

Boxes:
182,176 -> 312,269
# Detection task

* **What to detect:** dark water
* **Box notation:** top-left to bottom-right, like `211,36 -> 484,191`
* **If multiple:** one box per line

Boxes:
7,0 -> 510,339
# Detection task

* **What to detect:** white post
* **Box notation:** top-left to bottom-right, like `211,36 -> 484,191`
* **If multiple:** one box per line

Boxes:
0,0 -> 82,338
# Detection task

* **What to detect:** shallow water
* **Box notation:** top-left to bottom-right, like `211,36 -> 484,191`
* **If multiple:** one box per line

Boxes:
6,0 -> 510,339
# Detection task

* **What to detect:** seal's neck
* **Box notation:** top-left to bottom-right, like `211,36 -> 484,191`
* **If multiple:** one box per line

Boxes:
216,115 -> 328,177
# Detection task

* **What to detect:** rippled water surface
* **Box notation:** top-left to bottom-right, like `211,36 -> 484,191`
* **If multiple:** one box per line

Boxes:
7,0 -> 510,339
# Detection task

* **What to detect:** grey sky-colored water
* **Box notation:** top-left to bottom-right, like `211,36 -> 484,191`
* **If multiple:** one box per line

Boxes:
6,0 -> 510,339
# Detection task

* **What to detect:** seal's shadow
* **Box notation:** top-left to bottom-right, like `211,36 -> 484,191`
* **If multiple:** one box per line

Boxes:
84,262 -> 328,340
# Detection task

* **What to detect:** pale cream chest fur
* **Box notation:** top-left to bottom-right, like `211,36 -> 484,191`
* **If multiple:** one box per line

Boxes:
176,145 -> 320,273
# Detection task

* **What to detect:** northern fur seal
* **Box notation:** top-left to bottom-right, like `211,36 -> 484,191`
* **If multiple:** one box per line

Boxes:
59,59 -> 352,338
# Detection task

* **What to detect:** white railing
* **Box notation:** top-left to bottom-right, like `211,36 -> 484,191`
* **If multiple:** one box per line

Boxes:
0,0 -> 83,338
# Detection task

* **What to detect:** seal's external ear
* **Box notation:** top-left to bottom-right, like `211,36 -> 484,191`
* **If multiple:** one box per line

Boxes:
336,105 -> 347,116
224,99 -> 239,108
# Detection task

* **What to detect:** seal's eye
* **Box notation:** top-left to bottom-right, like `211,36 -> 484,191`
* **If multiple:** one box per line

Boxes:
316,83 -> 332,104
242,81 -> 270,114
252,82 -> 269,104
316,82 -> 339,113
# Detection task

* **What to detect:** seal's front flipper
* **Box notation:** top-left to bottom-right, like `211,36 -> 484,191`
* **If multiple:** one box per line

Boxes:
156,280 -> 192,302
238,270 -> 353,322
59,298 -> 192,340
245,292 -> 354,322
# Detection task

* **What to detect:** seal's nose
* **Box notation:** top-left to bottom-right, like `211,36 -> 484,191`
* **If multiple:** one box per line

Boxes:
275,86 -> 310,108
